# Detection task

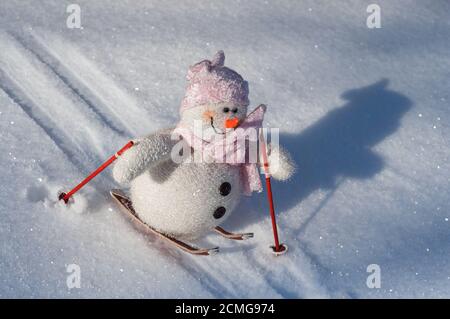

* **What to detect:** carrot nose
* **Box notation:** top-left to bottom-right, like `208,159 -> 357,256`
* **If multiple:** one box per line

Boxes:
225,117 -> 239,129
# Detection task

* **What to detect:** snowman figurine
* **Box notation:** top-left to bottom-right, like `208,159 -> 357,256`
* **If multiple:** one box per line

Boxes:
112,51 -> 295,253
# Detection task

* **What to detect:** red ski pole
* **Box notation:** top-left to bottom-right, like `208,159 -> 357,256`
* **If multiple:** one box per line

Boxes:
59,140 -> 135,204
259,130 -> 287,255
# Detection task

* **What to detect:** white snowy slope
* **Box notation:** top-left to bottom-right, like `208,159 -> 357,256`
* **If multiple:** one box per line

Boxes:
0,0 -> 449,298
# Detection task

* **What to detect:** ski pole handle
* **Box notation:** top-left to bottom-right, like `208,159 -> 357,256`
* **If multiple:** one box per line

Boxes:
59,140 -> 135,204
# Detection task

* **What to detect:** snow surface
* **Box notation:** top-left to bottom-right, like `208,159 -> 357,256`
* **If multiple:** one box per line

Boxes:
0,0 -> 449,298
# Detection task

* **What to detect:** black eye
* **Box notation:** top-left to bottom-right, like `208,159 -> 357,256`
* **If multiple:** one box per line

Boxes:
223,107 -> 230,113
232,108 -> 238,114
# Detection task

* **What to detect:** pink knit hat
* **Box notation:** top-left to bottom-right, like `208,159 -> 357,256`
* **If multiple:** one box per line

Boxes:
180,51 -> 249,113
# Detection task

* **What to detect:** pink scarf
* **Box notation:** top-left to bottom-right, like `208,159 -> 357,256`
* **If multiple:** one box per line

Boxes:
174,106 -> 265,196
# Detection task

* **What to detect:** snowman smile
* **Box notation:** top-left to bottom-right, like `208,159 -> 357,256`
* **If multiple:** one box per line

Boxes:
210,117 -> 226,135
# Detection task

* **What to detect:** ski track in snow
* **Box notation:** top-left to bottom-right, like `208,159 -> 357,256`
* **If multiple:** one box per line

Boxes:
27,31 -> 151,137
11,32 -> 128,137
0,32 -> 114,165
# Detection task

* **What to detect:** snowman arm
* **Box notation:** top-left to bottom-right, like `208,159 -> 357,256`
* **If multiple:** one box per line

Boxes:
262,144 -> 296,181
113,130 -> 176,184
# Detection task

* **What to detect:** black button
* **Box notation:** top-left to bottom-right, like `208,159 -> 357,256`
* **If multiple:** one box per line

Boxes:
219,182 -> 231,196
213,206 -> 226,219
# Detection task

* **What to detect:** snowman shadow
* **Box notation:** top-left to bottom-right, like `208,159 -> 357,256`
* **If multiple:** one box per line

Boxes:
225,79 -> 412,233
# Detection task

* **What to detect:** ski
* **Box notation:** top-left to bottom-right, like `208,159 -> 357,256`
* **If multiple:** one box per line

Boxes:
110,189 -> 219,256
214,226 -> 254,240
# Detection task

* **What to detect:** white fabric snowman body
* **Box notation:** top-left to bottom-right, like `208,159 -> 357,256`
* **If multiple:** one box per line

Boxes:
113,51 -> 295,240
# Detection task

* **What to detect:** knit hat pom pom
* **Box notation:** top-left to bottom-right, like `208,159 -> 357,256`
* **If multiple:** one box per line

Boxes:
211,50 -> 225,67
187,51 -> 225,80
